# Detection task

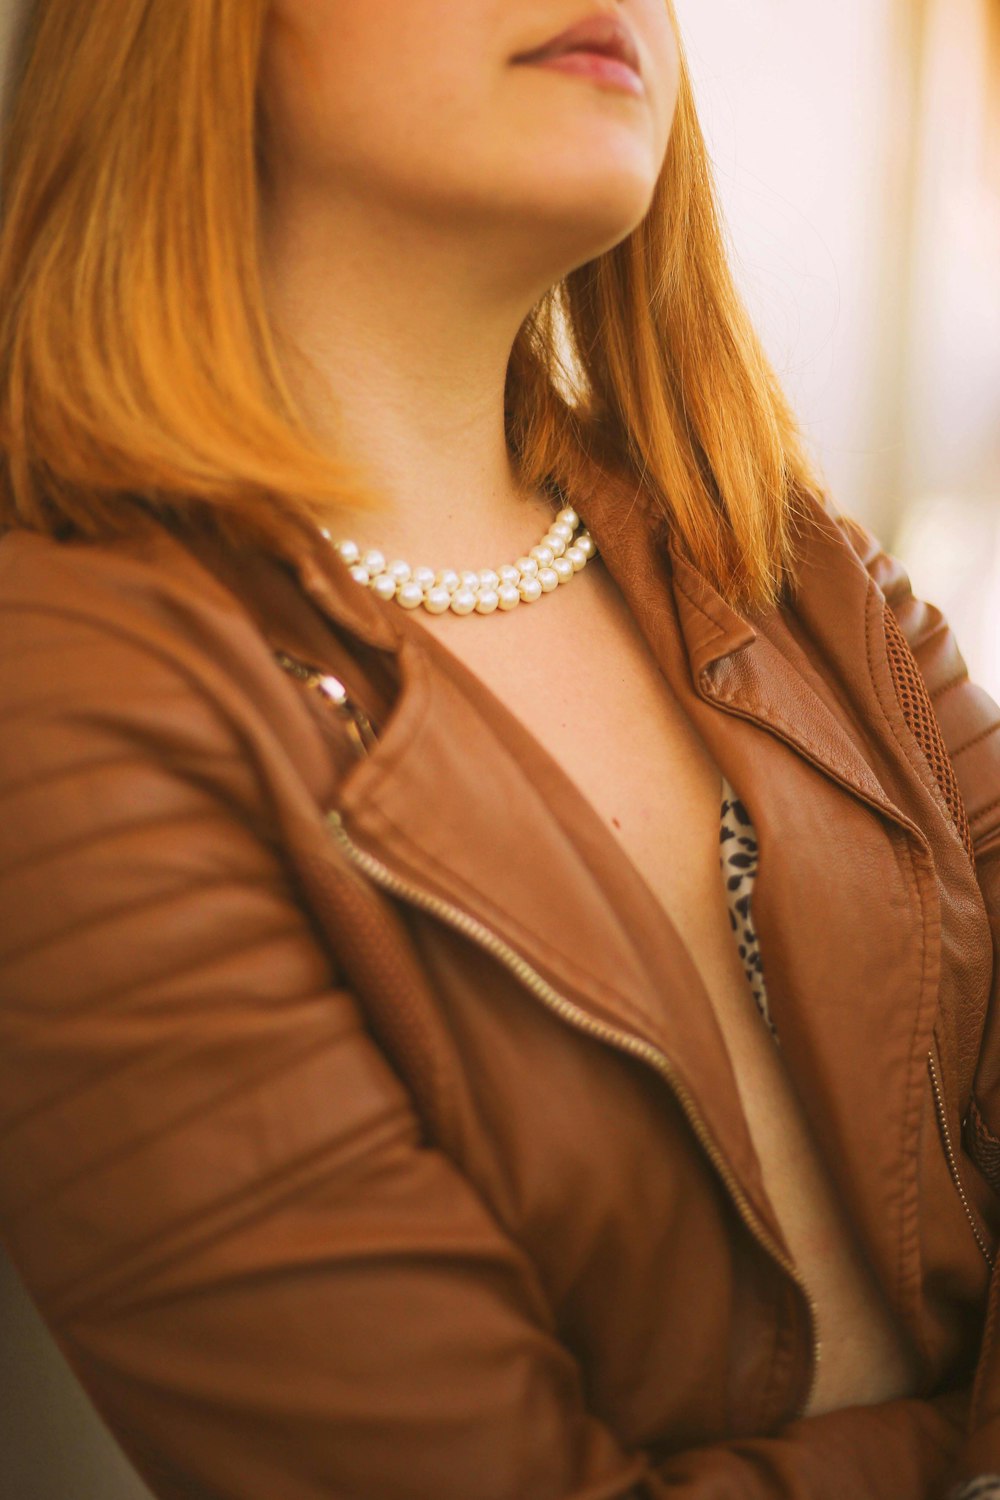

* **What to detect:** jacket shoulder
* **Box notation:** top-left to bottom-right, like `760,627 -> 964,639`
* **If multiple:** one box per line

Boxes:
818,499 -> 1000,853
0,525 -> 264,675
0,525 -> 336,830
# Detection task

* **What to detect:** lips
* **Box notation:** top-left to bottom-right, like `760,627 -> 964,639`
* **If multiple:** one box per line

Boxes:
512,11 -> 642,80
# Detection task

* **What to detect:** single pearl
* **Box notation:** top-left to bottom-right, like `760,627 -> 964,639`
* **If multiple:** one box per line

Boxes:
498,584 -> 520,610
424,585 -> 452,614
397,580 -> 424,609
349,563 -> 370,586
565,544 -> 586,571
387,559 -> 411,584
518,576 -> 543,603
477,568 -> 500,590
413,565 -> 437,591
450,587 -> 478,615
515,556 -> 538,579
362,548 -> 386,576
576,534 -> 595,559
552,556 -> 575,583
545,534 -> 567,558
371,572 -> 398,601
537,567 -> 560,592
529,544 -> 554,568
475,589 -> 500,614
336,539 -> 360,566
557,506 -> 579,529
498,564 -> 521,587
550,521 -> 574,544
460,570 -> 480,591
436,568 -> 461,593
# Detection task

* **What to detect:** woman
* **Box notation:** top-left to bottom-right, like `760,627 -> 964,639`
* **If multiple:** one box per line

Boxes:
1,2 -> 999,1496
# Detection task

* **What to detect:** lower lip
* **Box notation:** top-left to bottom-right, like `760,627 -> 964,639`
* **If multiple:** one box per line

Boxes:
517,51 -> 644,98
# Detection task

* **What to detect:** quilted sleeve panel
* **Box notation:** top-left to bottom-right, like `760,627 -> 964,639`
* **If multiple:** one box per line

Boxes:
834,511 -> 1000,855
0,559 -> 649,1500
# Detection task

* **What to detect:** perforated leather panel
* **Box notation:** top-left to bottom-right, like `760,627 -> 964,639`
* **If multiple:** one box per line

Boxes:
882,603 -> 975,864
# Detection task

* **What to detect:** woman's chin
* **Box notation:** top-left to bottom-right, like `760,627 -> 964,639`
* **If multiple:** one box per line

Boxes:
507,182 -> 655,258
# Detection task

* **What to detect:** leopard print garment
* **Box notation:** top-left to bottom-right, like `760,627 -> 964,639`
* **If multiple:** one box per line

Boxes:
719,775 -> 778,1043
947,1480 -> 1000,1500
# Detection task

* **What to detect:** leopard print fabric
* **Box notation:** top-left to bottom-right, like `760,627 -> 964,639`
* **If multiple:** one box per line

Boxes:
719,776 -> 778,1043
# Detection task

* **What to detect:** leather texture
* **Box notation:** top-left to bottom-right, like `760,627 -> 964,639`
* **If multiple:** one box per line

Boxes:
0,479 -> 999,1500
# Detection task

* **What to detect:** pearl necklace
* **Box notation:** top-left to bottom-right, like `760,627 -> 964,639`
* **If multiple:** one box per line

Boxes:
322,505 -> 596,615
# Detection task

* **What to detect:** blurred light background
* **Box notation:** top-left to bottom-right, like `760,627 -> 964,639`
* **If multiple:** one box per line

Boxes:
1,5 -> 998,1499
673,0 -> 1000,697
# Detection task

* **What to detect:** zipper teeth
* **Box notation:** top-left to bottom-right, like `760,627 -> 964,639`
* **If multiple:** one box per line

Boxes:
326,808 -> 821,1420
927,1047 -> 995,1267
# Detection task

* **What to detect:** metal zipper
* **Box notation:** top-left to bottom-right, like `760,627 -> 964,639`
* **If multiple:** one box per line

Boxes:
274,651 -> 379,758
324,804 -> 822,1420
700,676 -> 997,1327
275,643 -> 821,1413
927,1045 -> 995,1267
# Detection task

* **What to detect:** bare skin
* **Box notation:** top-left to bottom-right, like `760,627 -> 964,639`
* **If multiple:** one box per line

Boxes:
257,0 -> 919,1416
256,1 -> 679,563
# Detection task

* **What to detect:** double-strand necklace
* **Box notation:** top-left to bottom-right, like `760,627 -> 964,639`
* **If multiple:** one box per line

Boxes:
322,505 -> 596,615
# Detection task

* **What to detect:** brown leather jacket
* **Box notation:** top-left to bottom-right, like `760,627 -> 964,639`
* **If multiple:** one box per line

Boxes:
1,480 -> 999,1500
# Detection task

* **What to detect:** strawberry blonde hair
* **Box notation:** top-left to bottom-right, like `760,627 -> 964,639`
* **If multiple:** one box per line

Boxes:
0,0 -> 825,612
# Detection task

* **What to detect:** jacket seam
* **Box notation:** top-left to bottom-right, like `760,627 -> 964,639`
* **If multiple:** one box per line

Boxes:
875,598 -> 977,868
952,723 -> 1000,760
931,671 -> 969,704
709,678 -> 881,791
353,650 -> 675,1045
899,834 -> 938,1326
675,569 -> 898,799
6,1017 -> 381,1230
670,572 -> 730,650
366,800 -> 668,1046
54,1107 -> 418,1325
972,794 -> 1000,830
864,581 -> 936,1350
909,615 -> 950,654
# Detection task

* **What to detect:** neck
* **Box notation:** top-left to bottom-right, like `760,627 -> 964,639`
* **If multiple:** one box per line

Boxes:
259,188 -> 562,573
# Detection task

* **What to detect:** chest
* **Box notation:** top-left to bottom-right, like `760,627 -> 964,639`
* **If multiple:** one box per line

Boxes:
410,558 -> 725,941
406,557 -> 921,1410
407,560 -> 790,1151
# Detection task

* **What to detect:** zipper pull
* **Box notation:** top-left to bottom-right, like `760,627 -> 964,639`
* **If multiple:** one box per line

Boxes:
273,649 -> 379,758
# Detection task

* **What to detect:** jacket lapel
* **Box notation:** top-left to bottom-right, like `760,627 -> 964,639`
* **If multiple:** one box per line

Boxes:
579,476 -> 912,831
273,520 -> 789,1238
282,479 -> 908,838
272,487 -> 928,1277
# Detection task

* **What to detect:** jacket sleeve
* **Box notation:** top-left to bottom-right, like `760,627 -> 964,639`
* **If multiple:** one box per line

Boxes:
0,589 -> 973,1500
835,511 -> 1000,1495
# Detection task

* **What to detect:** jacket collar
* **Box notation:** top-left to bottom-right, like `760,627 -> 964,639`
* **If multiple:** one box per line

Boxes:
570,469 -> 760,672
256,493 -> 777,1231
290,525 -> 406,655
556,475 -> 907,827
264,480 -> 914,1248
283,477 -> 909,831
